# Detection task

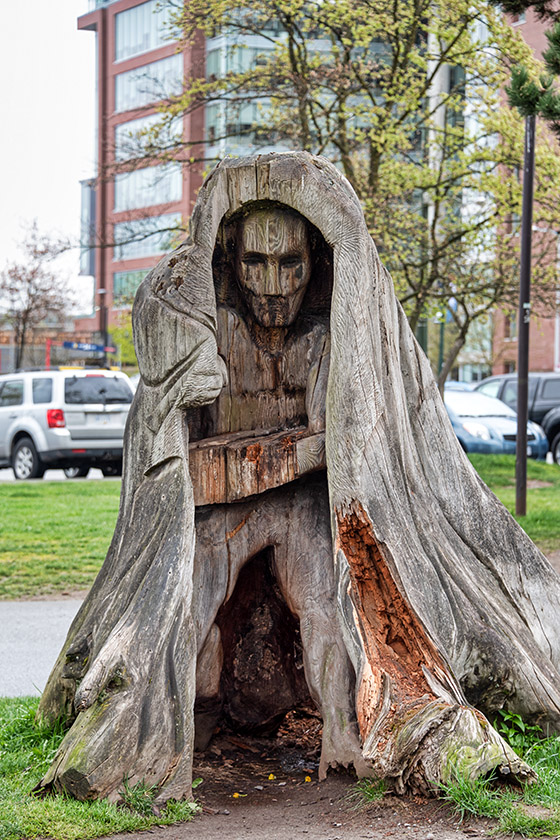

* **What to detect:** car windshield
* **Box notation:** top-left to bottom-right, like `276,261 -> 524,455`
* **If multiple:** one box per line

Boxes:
444,391 -> 516,419
65,375 -> 133,405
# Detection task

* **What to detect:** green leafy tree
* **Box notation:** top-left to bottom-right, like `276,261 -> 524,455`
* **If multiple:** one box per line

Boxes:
109,309 -> 138,369
130,0 -> 560,382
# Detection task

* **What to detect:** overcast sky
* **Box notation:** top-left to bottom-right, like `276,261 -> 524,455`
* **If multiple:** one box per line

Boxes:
0,1 -> 96,308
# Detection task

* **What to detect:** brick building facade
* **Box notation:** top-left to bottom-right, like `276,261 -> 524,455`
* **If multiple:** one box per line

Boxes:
492,10 -> 560,375
74,0 -> 204,340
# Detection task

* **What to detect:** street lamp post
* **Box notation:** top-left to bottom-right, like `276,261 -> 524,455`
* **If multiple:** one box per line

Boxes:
98,287 -> 108,368
516,114 -> 536,517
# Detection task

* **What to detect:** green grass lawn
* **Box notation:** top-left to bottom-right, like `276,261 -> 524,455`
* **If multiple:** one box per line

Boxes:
0,454 -> 558,601
0,459 -> 559,836
0,482 -> 120,599
469,454 -> 560,553
0,697 -> 198,840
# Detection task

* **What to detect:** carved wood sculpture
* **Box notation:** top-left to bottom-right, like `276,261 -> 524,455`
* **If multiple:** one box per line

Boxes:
37,152 -> 560,804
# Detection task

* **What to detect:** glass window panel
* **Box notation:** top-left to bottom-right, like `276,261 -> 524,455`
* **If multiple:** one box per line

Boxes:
115,113 -> 182,161
65,376 -> 133,405
502,381 -> 517,406
115,54 -> 183,113
542,379 -> 560,400
33,378 -> 53,404
113,213 -> 182,260
207,49 -> 221,79
114,164 -> 182,211
502,379 -> 538,407
80,179 -> 96,275
115,0 -> 176,62
0,380 -> 24,406
113,270 -> 147,304
477,381 -> 500,399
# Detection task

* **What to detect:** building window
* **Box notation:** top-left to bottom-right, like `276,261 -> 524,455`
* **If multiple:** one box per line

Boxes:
206,49 -> 221,80
504,312 -> 517,340
113,270 -> 147,304
113,212 -> 182,260
79,179 -> 96,276
115,113 -> 182,161
115,0 -> 176,62
114,164 -> 182,211
115,54 -> 183,113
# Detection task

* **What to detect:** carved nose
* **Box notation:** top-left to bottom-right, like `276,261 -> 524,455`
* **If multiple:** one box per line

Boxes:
263,261 -> 282,295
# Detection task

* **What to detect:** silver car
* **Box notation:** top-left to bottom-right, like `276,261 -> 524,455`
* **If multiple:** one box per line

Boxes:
0,369 -> 133,479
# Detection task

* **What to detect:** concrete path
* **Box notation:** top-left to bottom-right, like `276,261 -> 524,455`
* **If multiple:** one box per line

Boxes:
0,599 -> 82,697
0,467 -> 105,481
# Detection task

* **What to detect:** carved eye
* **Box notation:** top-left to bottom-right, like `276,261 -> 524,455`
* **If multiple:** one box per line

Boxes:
242,255 -> 265,267
281,257 -> 302,269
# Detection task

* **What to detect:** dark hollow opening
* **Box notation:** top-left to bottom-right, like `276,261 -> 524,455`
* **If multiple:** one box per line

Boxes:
214,548 -> 314,736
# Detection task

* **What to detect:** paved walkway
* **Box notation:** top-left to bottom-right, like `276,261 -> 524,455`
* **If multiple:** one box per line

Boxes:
0,599 -> 83,697
0,468 -> 105,481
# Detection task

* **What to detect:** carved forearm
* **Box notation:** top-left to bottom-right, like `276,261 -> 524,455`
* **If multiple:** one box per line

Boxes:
189,427 -> 326,506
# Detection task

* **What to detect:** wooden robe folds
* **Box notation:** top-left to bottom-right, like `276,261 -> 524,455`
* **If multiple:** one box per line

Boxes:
37,152 -> 560,802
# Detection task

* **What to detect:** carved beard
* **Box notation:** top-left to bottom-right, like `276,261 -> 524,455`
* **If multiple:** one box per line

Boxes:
242,288 -> 308,328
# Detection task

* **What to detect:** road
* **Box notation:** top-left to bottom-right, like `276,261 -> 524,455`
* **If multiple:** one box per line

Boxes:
0,599 -> 83,697
0,467 -> 101,696
0,467 -> 105,481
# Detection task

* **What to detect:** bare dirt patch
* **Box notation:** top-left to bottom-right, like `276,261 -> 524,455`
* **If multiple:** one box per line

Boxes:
21,589 -> 90,602
103,714 -> 515,840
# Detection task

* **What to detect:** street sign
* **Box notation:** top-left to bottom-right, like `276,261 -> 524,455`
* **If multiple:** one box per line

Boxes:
62,341 -> 117,353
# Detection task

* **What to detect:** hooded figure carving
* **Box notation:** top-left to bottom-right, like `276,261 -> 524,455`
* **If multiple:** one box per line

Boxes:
37,153 -> 560,803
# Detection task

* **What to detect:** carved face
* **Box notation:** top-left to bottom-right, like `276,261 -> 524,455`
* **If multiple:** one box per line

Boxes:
236,208 -> 312,327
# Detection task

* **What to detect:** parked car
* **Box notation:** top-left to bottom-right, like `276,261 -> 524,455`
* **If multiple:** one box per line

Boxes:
444,389 -> 548,458
473,373 -> 560,461
0,369 -> 134,479
443,381 -> 474,391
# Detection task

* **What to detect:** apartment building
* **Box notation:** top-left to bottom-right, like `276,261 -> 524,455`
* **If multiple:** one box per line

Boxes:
75,0 -> 204,337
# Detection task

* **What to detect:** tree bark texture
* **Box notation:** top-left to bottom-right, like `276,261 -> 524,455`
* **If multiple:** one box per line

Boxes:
37,153 -> 560,803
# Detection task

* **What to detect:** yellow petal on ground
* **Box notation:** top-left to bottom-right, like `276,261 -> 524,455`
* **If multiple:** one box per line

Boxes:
268,773 -> 276,780
304,776 -> 312,782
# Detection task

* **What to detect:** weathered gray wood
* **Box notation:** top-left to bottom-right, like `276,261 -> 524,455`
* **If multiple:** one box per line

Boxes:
36,153 -> 560,804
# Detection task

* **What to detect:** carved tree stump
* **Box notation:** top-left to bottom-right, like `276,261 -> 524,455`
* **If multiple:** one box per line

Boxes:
36,152 -> 560,803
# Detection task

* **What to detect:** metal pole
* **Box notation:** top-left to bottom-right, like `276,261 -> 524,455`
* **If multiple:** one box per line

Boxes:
516,114 -> 536,517
97,7 -> 109,370
416,318 -> 428,353
438,313 -> 445,375
98,288 -> 108,368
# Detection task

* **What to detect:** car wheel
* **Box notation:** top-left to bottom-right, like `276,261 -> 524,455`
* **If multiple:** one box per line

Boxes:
12,437 -> 45,480
101,464 -> 122,477
64,466 -> 90,479
551,432 -> 560,466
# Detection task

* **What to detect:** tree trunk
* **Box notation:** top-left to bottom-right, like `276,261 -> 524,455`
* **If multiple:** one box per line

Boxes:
37,153 -> 560,805
437,319 -> 469,391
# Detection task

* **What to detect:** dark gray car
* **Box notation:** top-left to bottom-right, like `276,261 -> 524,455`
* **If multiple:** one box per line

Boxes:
473,372 -> 560,462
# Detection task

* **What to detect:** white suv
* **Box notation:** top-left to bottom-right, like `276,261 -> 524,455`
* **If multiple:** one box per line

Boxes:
0,369 -> 134,479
